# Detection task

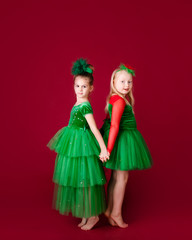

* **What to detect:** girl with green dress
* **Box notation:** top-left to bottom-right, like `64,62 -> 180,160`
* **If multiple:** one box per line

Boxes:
101,64 -> 152,228
47,59 -> 109,230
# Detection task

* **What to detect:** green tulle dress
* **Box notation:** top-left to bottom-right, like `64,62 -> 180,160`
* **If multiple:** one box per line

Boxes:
47,102 -> 106,218
102,103 -> 152,170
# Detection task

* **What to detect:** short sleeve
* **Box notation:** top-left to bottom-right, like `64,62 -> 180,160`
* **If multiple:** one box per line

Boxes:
80,102 -> 93,116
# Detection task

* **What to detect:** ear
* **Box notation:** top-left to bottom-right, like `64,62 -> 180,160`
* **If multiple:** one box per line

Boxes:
90,85 -> 94,92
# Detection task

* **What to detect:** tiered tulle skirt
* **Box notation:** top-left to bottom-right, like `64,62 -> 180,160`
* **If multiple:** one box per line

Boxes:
48,126 -> 106,218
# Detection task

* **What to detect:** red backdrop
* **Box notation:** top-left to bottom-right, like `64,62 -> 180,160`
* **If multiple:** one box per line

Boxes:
1,1 -> 192,239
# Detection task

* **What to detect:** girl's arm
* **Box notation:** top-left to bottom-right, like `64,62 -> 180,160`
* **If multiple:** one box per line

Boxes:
107,98 -> 126,154
85,114 -> 109,162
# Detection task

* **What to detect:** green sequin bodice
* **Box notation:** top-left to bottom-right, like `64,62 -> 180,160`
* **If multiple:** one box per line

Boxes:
68,103 -> 91,130
108,103 -> 137,130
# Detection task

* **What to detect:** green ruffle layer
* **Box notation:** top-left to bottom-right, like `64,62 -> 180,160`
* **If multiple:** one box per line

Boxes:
103,128 -> 152,171
53,154 -> 106,187
53,183 -> 106,218
47,126 -> 100,157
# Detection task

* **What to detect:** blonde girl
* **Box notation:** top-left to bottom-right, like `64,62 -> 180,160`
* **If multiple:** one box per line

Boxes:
102,64 -> 152,228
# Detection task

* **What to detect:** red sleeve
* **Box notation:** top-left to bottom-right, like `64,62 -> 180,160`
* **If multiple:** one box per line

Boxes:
107,96 -> 126,153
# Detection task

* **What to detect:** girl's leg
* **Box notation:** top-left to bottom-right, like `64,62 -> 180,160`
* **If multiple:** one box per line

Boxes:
78,218 -> 87,227
105,170 -> 116,217
110,170 -> 129,228
81,216 -> 99,231
105,170 -> 117,226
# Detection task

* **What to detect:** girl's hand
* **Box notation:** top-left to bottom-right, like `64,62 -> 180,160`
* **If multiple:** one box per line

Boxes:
99,149 -> 110,162
84,114 -> 110,162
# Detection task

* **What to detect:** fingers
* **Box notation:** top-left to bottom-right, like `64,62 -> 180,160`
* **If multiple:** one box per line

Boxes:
99,156 -> 105,162
101,153 -> 110,162
99,149 -> 110,162
99,154 -> 110,162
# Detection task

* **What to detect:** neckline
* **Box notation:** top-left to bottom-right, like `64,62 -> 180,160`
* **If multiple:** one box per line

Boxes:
73,101 -> 90,107
108,103 -> 132,108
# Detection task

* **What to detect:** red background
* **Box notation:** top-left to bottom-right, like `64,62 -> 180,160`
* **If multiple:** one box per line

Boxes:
1,1 -> 192,239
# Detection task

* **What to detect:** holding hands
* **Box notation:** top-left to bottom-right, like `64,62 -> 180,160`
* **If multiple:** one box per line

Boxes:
84,114 -> 110,163
99,148 -> 110,162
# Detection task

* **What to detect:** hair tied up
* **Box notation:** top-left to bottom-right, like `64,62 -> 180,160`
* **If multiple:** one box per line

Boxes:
72,58 -> 93,76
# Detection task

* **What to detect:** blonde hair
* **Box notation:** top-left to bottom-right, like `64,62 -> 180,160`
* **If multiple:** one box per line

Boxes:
105,69 -> 135,113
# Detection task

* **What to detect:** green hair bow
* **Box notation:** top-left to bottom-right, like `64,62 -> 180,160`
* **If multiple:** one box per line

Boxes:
72,58 -> 93,75
118,64 -> 135,76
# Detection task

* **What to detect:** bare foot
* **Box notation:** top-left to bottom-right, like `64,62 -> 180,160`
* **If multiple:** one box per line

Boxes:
108,216 -> 118,226
81,216 -> 99,231
104,209 -> 117,226
104,209 -> 110,218
110,214 -> 128,228
78,218 -> 87,227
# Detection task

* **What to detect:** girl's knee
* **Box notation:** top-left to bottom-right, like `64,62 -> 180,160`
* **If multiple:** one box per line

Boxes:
116,170 -> 129,183
122,172 -> 128,183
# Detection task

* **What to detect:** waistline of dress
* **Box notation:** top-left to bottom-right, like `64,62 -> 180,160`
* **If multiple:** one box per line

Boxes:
67,125 -> 90,131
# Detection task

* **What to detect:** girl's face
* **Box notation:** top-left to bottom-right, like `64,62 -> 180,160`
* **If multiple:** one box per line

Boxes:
114,71 -> 133,96
74,76 -> 93,99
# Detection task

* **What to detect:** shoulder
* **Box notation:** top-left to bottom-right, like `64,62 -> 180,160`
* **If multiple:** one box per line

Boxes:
80,102 -> 93,116
80,101 -> 92,109
109,95 -> 126,106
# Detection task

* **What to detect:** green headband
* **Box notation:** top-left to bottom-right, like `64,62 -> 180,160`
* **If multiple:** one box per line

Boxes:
117,64 -> 135,76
